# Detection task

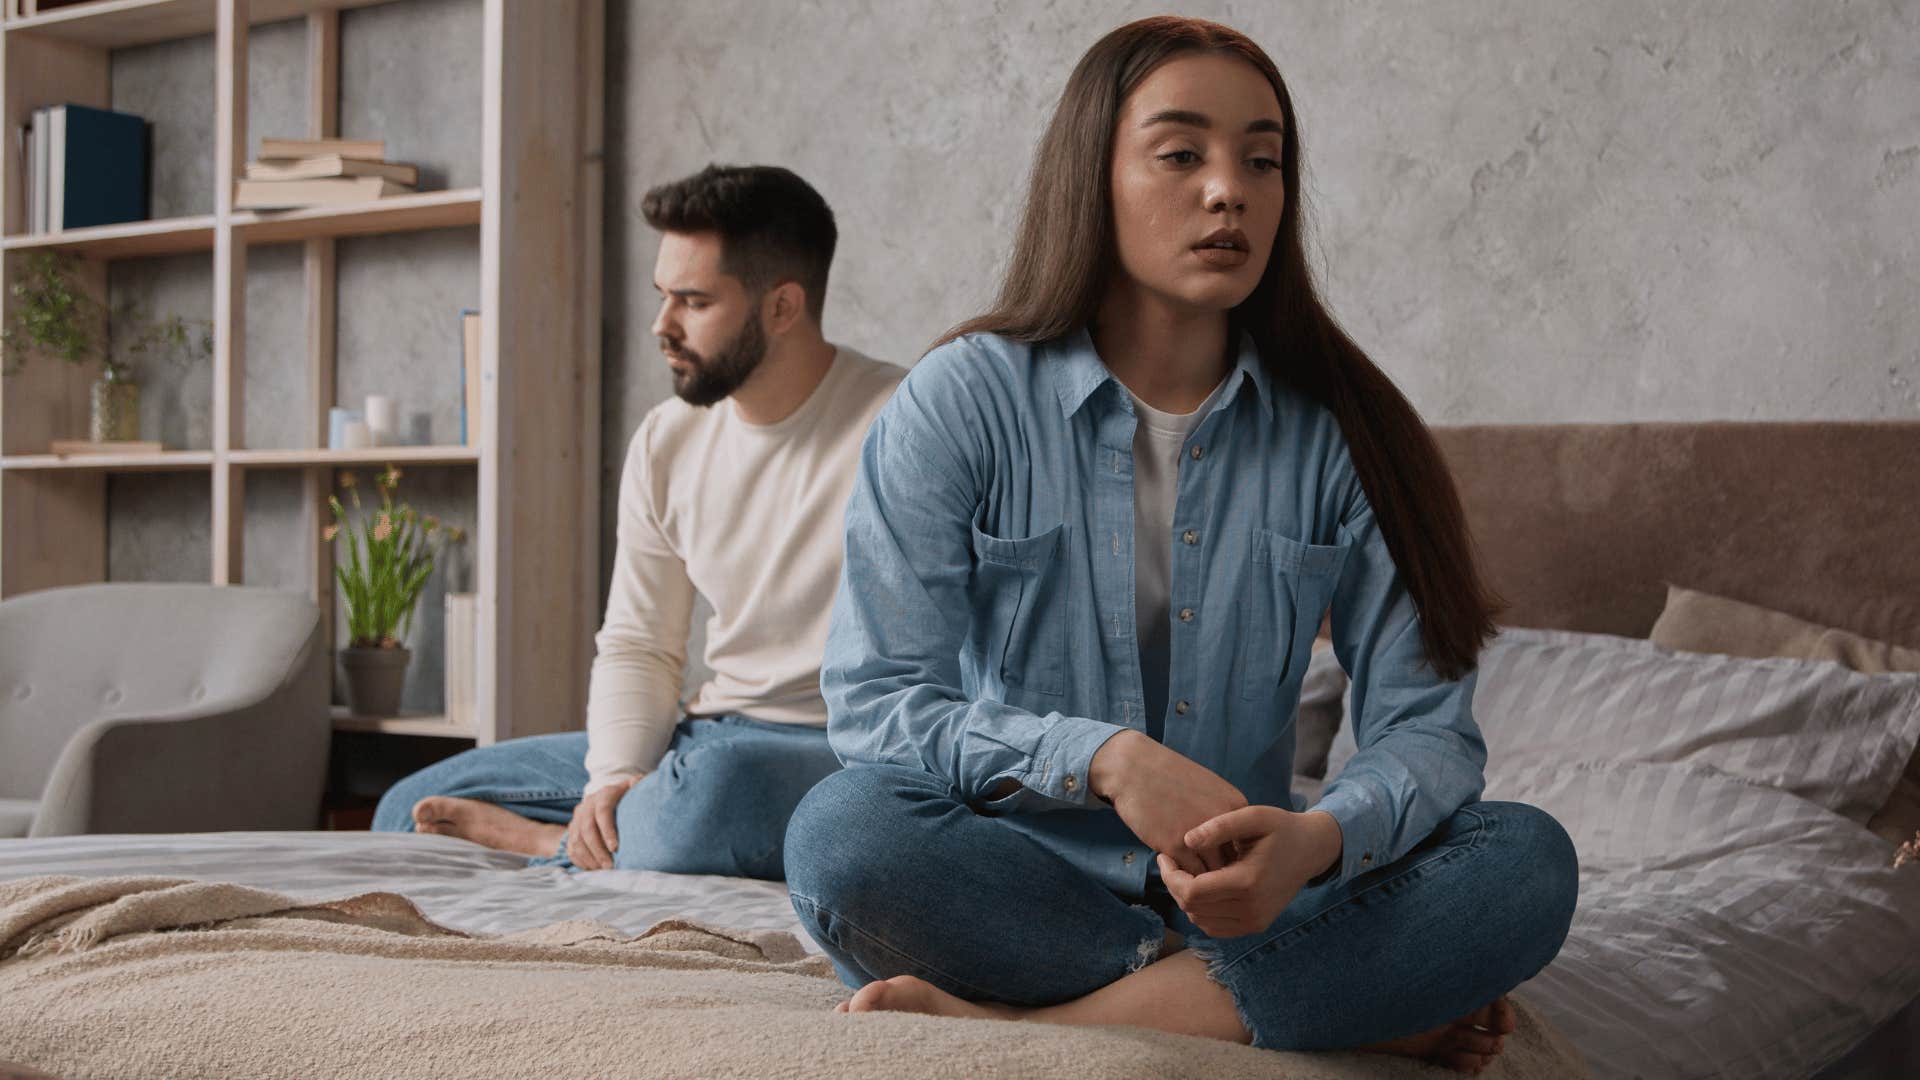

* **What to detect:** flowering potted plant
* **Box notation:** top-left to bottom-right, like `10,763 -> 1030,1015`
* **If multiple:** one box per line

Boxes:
323,465 -> 463,716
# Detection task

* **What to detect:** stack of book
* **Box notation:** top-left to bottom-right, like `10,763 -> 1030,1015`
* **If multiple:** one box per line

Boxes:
234,137 -> 417,210
20,102 -> 150,233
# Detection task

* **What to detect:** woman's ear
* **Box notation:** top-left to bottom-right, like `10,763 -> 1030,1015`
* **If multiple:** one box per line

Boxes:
766,281 -> 808,335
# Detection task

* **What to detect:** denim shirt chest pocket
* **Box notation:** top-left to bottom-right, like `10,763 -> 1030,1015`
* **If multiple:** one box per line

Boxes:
969,515 -> 1069,697
1237,527 -> 1352,700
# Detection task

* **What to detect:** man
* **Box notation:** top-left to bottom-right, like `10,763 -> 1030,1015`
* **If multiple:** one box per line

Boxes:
371,164 -> 902,879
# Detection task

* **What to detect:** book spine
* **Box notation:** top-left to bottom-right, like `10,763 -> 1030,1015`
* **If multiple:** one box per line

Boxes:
444,592 -> 476,727
31,107 -> 46,234
48,105 -> 64,232
17,116 -> 29,235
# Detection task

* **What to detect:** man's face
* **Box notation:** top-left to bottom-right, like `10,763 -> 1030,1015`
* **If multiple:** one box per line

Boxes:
650,231 -> 769,407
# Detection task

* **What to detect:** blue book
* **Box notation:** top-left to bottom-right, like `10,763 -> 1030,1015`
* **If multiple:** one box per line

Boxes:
49,103 -> 149,230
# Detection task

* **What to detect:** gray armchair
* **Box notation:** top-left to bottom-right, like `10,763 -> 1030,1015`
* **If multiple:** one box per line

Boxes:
0,583 -> 329,838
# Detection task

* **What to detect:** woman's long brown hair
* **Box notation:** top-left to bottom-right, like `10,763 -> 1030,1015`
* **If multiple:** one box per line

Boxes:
937,15 -> 1502,680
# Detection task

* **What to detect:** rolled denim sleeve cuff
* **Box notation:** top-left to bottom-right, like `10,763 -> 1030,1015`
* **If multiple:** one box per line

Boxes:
1304,783 -> 1391,887
984,714 -> 1129,811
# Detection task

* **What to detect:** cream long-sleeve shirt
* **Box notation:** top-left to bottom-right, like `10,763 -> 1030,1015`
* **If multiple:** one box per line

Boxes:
582,346 -> 903,795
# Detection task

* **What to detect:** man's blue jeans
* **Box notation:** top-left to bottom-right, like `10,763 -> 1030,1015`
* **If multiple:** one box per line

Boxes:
371,714 -> 841,880
783,764 -> 1579,1049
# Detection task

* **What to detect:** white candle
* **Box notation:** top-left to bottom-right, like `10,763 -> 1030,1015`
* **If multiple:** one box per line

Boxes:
364,394 -> 397,446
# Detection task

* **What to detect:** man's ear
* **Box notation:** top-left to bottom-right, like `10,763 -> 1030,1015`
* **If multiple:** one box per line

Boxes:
764,281 -> 808,336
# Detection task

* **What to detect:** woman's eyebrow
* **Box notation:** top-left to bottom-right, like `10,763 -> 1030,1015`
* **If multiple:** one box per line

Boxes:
1139,109 -> 1284,136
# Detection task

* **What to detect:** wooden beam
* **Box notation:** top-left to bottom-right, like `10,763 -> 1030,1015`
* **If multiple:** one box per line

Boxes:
211,0 -> 248,583
303,7 -> 339,653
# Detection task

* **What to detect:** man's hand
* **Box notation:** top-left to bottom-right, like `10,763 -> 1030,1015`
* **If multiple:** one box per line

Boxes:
1091,730 -> 1248,875
1156,807 -> 1344,938
566,774 -> 642,870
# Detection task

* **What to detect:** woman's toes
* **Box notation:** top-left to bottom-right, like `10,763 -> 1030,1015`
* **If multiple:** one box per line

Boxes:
1492,996 -> 1518,1035
1451,1028 -> 1502,1056
1441,1050 -> 1493,1074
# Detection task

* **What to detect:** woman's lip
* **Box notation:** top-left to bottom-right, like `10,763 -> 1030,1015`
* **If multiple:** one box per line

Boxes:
1192,246 -> 1250,269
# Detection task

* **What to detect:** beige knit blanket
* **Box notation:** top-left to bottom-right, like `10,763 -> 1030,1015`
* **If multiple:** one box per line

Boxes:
0,875 -> 1589,1080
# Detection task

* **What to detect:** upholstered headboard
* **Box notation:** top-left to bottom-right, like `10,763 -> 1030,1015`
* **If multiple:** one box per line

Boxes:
1431,422 -> 1920,652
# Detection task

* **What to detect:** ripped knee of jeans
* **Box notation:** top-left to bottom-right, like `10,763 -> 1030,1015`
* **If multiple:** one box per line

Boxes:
1187,936 -> 1265,1046
1126,903 -> 1169,974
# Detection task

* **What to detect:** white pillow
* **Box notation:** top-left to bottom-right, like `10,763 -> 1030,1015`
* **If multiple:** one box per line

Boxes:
1330,626 -> 1920,826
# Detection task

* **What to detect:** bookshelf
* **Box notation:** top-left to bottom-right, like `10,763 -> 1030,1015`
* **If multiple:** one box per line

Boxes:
0,0 -> 604,750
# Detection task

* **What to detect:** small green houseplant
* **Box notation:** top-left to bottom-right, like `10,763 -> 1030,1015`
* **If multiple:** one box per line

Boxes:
324,465 -> 465,716
0,251 -> 212,443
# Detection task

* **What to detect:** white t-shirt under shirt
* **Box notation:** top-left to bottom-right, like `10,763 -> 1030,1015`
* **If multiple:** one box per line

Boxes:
1126,376 -> 1228,739
582,346 -> 904,795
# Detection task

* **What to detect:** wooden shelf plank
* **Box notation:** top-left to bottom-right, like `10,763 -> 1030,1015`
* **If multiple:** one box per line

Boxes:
0,190 -> 480,259
0,449 -> 214,472
330,706 -> 473,738
229,444 -> 479,467
233,188 -> 481,246
4,0 -> 397,51
2,214 -> 217,258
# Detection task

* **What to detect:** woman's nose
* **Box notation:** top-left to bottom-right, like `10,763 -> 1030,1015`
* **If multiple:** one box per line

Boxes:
1204,169 -> 1247,214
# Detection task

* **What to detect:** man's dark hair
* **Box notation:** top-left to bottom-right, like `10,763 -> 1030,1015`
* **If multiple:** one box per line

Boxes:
641,164 -> 837,322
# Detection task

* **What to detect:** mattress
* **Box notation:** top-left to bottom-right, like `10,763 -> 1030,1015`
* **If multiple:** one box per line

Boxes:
3,759 -> 1916,1079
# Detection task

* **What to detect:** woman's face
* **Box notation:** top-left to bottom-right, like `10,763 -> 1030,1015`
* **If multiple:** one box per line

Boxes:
1108,52 -> 1287,314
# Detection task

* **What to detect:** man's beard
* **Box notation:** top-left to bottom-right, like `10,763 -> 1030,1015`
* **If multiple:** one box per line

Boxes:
663,314 -> 768,407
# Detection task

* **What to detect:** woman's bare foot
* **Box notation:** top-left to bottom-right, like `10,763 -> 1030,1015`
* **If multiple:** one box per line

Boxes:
834,975 -> 1020,1021
1360,996 -> 1518,1075
832,972 -> 1517,1075
411,796 -> 565,858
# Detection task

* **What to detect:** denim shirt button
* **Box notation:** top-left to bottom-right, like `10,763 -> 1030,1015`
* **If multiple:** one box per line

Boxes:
1063,774 -> 1079,792
1178,607 -> 1194,622
1361,853 -> 1373,866
1181,530 -> 1198,545
1123,851 -> 1136,865
1190,445 -> 1205,461
1174,700 -> 1190,716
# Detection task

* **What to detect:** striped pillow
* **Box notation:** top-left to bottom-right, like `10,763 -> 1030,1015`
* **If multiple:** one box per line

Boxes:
1470,627 -> 1920,825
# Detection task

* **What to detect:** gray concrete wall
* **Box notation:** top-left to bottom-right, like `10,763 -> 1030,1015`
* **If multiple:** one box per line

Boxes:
606,0 -> 1918,443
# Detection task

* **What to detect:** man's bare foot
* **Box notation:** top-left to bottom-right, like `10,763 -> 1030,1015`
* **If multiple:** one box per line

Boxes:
412,796 -> 565,859
1360,996 -> 1518,1075
834,975 -> 1020,1021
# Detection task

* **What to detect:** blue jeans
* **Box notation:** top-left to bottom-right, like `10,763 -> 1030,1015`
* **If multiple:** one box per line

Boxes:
783,765 -> 1578,1050
371,714 -> 842,880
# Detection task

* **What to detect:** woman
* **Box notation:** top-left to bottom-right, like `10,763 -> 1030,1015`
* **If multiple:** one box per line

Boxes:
783,16 -> 1578,1073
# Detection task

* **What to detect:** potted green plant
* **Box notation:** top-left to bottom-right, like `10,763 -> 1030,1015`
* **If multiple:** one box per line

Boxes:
0,250 -> 212,444
323,464 -> 463,717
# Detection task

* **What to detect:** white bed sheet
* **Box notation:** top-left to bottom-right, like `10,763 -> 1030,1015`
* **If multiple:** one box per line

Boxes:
0,829 -> 817,949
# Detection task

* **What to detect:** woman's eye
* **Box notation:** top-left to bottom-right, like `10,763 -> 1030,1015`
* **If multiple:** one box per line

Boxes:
1249,157 -> 1281,172
1158,149 -> 1199,165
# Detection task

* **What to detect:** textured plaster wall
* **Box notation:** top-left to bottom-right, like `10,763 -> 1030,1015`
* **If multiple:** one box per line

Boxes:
105,0 -> 480,713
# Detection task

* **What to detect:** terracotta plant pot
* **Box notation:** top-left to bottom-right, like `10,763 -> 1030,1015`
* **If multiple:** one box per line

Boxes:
340,645 -> 411,717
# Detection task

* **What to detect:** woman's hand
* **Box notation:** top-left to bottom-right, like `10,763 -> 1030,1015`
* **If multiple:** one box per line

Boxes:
1156,806 -> 1344,938
1090,730 -> 1248,874
565,774 -> 642,870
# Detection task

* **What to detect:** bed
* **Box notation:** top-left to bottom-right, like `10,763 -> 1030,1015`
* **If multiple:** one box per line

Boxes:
2,420 -> 1917,1079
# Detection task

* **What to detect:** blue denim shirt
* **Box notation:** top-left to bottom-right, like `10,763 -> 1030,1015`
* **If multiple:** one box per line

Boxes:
822,326 -> 1487,899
